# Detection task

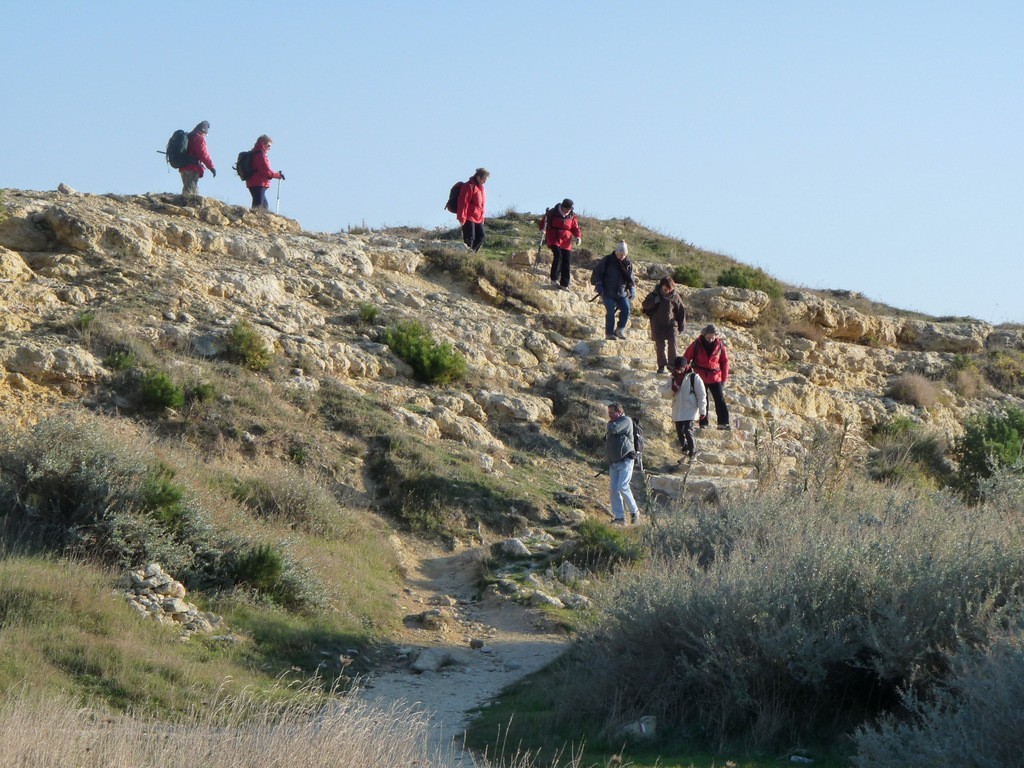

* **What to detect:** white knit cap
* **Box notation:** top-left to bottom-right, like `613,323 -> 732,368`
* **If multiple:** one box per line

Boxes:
615,241 -> 628,255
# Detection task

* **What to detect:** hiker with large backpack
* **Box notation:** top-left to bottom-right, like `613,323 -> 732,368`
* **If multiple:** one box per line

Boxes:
661,356 -> 707,464
539,199 -> 581,290
246,135 -> 285,210
641,276 -> 687,373
454,168 -> 489,252
177,121 -> 216,198
605,402 -> 643,526
591,241 -> 636,341
684,323 -> 731,430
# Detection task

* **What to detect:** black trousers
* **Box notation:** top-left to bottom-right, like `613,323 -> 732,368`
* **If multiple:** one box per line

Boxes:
249,186 -> 269,209
462,221 -> 485,251
549,246 -> 572,287
674,420 -> 695,455
705,381 -> 730,426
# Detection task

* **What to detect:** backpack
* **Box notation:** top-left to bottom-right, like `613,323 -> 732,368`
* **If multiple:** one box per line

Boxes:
234,150 -> 254,181
631,418 -> 645,458
444,181 -> 463,214
165,129 -> 189,169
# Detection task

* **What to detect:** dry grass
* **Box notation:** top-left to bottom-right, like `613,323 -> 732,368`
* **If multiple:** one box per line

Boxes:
0,686 -> 579,768
885,373 -> 940,409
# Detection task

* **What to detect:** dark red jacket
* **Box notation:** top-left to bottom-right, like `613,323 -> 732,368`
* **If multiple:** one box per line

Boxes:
182,130 -> 214,176
539,206 -> 581,249
247,140 -> 283,189
456,178 -> 486,224
684,336 -> 730,384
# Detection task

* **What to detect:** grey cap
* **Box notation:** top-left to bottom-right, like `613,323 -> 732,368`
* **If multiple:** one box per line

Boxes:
194,121 -> 210,133
702,324 -> 719,335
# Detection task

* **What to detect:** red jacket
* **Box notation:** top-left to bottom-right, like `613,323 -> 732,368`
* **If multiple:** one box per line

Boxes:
456,178 -> 486,224
247,140 -> 283,189
539,206 -> 581,249
182,130 -> 214,176
684,336 -> 730,384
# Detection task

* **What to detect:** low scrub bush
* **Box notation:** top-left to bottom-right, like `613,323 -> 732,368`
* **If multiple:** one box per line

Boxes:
717,265 -> 782,298
103,348 -> 137,372
885,373 -> 940,409
983,349 -> 1024,396
672,264 -> 703,288
139,369 -> 185,411
868,417 -> 952,489
384,319 -> 466,385
854,637 -> 1024,767
226,319 -> 273,372
355,301 -> 380,324
545,481 -> 1024,751
953,405 -> 1024,503
227,463 -> 343,536
562,518 -> 644,573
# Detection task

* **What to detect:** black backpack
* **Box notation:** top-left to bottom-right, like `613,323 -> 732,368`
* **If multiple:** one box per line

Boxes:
632,418 -> 645,457
165,129 -> 189,169
234,150 -> 254,181
444,181 -> 463,214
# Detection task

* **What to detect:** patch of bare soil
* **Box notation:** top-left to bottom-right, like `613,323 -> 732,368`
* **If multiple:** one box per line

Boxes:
355,538 -> 570,756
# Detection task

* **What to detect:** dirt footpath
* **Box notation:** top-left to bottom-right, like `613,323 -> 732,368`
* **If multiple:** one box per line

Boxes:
355,542 -> 570,757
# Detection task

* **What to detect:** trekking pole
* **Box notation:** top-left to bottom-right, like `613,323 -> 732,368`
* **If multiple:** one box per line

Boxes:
533,208 -> 548,275
275,179 -> 281,214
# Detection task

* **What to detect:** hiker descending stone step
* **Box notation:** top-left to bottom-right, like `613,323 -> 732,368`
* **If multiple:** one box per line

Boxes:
641,276 -> 687,373
685,324 -> 731,430
246,135 -> 285,211
591,241 -> 636,340
170,121 -> 216,199
605,402 -> 643,525
539,199 -> 581,290
452,168 -> 489,252
661,356 -> 708,464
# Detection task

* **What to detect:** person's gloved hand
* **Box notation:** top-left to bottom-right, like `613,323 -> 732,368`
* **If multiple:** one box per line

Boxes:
573,236 -> 581,247
279,172 -> 286,181
629,291 -> 636,300
210,167 -> 216,177
699,415 -> 710,428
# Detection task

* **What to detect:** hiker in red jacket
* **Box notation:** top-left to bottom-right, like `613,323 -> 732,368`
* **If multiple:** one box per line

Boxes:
539,199 -> 581,290
684,324 -> 731,429
180,121 -> 215,197
456,168 -> 489,252
247,135 -> 285,210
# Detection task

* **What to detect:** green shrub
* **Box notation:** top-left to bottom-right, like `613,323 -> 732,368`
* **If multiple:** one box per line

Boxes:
186,382 -> 216,404
356,302 -> 380,324
563,518 -> 644,572
983,349 -> 1024,396
383,320 -> 466,385
103,349 -> 137,372
953,406 -> 1024,502
854,638 -> 1024,767
225,542 -> 326,613
671,264 -> 704,288
227,465 -> 341,536
542,481 -> 1024,751
226,320 -> 272,372
716,265 -> 782,298
138,370 -> 185,411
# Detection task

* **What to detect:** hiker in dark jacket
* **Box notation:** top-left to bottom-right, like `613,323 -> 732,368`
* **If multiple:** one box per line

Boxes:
456,168 -> 489,252
247,135 -> 285,210
539,199 -> 581,290
592,241 -> 635,340
605,402 -> 641,525
641,276 -> 687,372
180,121 -> 215,197
684,324 -> 731,429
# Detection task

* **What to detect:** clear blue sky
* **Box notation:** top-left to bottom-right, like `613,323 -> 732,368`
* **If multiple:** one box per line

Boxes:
4,2 -> 1022,323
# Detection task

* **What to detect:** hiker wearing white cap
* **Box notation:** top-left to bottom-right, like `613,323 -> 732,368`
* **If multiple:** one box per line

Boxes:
591,241 -> 635,340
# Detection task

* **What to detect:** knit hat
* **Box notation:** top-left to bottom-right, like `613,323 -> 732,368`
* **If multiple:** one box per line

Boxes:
701,324 -> 719,336
614,241 -> 628,255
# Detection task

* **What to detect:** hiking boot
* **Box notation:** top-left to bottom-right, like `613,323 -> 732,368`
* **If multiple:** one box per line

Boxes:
657,366 -> 666,374
630,512 -> 641,525
610,518 -> 625,526
614,328 -> 627,339
605,334 -> 617,341
717,424 -> 732,431
559,284 -> 570,291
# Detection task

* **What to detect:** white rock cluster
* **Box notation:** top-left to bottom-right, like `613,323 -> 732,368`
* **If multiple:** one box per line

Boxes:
118,562 -> 225,637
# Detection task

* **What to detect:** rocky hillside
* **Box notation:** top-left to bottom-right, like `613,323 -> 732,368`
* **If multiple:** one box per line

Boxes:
1,186 -> 1022,524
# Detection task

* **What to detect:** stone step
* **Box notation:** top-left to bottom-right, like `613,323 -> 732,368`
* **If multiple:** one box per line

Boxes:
688,464 -> 758,480
648,474 -> 759,499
